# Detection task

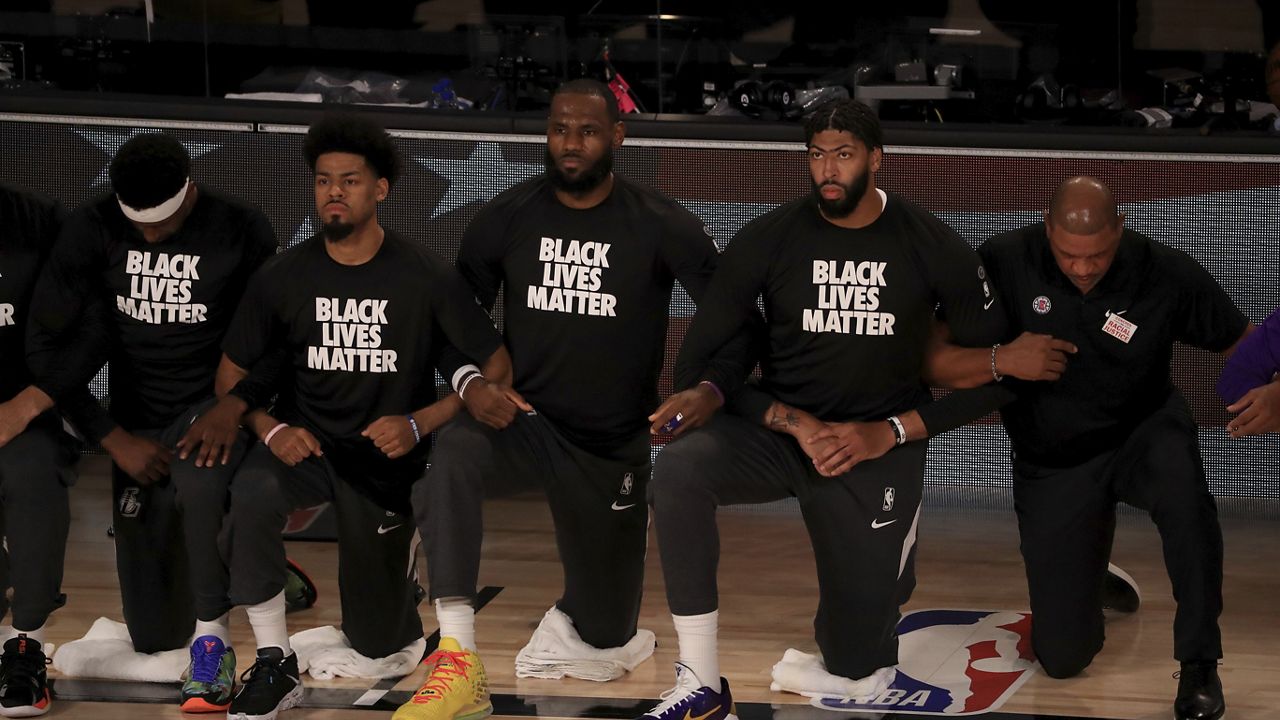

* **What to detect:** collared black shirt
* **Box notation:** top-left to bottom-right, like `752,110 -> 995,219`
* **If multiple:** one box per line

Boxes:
980,223 -> 1246,467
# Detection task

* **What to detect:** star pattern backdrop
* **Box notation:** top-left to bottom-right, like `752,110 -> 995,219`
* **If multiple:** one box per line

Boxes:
2,117 -> 1278,511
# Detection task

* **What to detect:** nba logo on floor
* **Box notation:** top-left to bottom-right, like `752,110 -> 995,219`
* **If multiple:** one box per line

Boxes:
813,609 -> 1037,716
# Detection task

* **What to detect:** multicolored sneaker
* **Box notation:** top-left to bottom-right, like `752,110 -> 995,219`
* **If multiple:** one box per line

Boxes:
638,663 -> 737,720
392,637 -> 491,720
180,635 -> 236,712
0,634 -> 51,718
228,647 -> 303,720
284,559 -> 318,613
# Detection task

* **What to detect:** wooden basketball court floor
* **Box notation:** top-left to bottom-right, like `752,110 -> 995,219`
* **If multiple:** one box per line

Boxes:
37,456 -> 1280,719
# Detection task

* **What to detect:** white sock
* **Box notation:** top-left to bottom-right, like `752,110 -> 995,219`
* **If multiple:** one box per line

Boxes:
673,610 -> 720,687
245,591 -> 292,655
435,597 -> 476,651
9,623 -> 44,645
194,612 -> 231,645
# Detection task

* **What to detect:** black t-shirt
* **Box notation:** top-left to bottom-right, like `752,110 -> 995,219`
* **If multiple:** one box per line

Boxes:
979,223 -> 1247,467
28,188 -> 276,436
0,184 -> 64,401
459,174 -> 726,458
678,191 -> 1005,422
224,229 -> 502,450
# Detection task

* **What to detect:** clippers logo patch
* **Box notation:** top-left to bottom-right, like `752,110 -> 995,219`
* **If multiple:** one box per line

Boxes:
118,487 -> 141,518
883,487 -> 896,512
1101,311 -> 1137,344
620,472 -> 634,496
812,609 -> 1038,716
1031,296 -> 1052,314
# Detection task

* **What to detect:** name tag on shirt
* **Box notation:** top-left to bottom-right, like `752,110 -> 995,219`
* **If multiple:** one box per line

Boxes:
1101,311 -> 1137,344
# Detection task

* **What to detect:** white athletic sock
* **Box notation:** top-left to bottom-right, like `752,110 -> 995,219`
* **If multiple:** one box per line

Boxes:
672,610 -> 720,688
245,591 -> 292,655
435,597 -> 476,651
194,612 -> 231,645
7,623 -> 44,645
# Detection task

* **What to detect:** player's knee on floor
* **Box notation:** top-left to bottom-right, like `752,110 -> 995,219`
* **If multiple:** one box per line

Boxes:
1033,632 -> 1101,679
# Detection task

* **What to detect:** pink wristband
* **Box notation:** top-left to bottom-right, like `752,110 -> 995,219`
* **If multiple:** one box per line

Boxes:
699,380 -> 725,404
263,422 -> 289,447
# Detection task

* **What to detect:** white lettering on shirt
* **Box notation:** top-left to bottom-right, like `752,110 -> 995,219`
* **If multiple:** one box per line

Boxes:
803,260 -> 896,335
528,237 -> 618,317
115,250 -> 208,324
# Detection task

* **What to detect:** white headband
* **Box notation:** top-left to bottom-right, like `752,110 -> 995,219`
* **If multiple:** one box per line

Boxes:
118,179 -> 190,223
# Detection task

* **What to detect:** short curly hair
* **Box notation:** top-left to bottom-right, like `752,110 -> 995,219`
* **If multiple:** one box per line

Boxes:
303,114 -> 401,186
803,99 -> 883,151
109,133 -> 190,209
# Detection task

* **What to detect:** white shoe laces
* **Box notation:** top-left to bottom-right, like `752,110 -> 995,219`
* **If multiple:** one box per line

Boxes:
646,665 -> 705,717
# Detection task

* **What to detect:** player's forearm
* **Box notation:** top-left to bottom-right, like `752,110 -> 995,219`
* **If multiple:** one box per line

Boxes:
761,399 -> 825,439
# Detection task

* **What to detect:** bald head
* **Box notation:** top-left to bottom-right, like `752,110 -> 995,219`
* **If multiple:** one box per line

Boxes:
1043,176 -> 1126,295
1047,176 -> 1119,235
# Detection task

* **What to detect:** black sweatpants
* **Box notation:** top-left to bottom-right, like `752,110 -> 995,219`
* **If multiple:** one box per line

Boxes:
0,413 -> 76,631
227,443 -> 422,660
1012,391 -> 1223,678
417,410 -> 650,650
112,397 -> 242,653
650,414 -> 926,681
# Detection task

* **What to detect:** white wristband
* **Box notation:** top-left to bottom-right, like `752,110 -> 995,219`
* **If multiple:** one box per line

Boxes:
263,423 -> 289,447
459,373 -> 484,400
451,365 -> 482,393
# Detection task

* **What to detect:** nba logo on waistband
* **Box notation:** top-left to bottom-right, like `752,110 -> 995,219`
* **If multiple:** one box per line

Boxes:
883,487 -> 895,512
814,609 -> 1038,715
620,472 -> 634,496
119,487 -> 141,518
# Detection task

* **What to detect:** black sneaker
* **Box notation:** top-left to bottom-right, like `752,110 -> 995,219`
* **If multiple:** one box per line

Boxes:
228,647 -> 304,720
1102,563 -> 1141,614
1173,661 -> 1225,720
0,634 -> 51,718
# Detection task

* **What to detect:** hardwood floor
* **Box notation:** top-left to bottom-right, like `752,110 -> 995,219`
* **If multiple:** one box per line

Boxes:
32,456 -> 1280,719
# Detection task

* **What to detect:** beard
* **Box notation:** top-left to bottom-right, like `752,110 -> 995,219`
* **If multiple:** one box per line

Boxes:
545,146 -> 613,195
812,167 -> 870,219
321,219 -> 355,241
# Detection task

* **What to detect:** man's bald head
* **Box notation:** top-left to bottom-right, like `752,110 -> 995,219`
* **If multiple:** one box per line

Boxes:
1047,176 -> 1120,235
1043,176 -> 1126,295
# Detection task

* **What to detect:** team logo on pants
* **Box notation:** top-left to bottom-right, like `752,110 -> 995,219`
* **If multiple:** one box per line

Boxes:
118,487 -> 141,518
620,472 -> 634,496
883,487 -> 895,512
813,609 -> 1037,715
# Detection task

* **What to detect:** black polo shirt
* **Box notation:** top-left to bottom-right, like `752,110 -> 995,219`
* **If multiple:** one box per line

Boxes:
979,223 -> 1246,468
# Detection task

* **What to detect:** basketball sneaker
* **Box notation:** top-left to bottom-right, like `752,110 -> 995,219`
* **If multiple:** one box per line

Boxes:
228,647 -> 303,720
283,559 -> 318,613
637,663 -> 737,720
0,634 -> 50,718
392,637 -> 491,720
1102,562 -> 1141,614
180,635 -> 236,712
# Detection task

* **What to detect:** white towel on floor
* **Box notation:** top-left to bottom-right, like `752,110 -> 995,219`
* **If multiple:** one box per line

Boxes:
290,625 -> 426,680
51,617 -> 187,682
514,606 -> 655,682
769,648 -> 895,700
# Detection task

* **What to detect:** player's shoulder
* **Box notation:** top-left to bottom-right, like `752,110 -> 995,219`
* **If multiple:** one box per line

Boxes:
981,222 -> 1042,258
477,174 -> 553,218
737,195 -> 811,240
882,191 -> 967,247
0,181 -> 60,218
613,174 -> 710,237
384,230 -> 454,275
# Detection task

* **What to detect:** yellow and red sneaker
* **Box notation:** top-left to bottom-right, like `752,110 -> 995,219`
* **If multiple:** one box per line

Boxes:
392,638 -> 492,720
